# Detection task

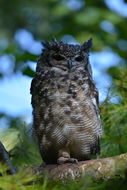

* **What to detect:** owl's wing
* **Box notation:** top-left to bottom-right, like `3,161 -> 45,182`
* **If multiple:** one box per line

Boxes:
91,83 -> 102,131
30,76 -> 41,106
89,79 -> 103,154
30,76 -> 46,144
86,63 -> 99,110
30,78 -> 36,108
30,78 -> 36,99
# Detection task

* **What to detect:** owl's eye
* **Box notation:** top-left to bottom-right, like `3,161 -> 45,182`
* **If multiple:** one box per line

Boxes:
75,56 -> 84,62
53,54 -> 65,61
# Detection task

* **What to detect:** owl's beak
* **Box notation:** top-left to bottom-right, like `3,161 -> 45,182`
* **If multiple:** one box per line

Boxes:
67,60 -> 72,69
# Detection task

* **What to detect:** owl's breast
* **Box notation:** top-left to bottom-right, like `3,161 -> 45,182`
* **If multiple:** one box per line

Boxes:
42,72 -> 98,130
39,69 -> 93,128
41,68 -> 89,98
33,68 -> 102,160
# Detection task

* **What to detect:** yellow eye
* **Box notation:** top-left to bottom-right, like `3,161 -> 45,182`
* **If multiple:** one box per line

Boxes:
75,56 -> 84,62
53,54 -> 65,61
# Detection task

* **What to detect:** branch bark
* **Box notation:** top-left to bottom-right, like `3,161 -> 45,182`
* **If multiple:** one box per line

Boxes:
0,141 -> 17,175
1,139 -> 127,181
29,153 -> 127,181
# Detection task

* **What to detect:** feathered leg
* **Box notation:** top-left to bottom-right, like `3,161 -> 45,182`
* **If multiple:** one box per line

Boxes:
57,149 -> 78,164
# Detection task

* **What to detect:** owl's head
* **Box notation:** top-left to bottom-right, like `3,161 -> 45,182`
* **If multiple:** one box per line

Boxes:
39,38 -> 92,71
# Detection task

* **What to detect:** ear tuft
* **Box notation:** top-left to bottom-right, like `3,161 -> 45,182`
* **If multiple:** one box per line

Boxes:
41,37 -> 60,51
51,36 -> 58,44
82,38 -> 92,51
41,40 -> 50,49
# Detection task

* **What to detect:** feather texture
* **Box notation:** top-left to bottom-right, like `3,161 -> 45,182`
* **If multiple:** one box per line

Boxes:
30,39 -> 102,164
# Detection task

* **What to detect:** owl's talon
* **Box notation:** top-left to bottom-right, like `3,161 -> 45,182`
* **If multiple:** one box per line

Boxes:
68,158 -> 78,164
57,157 -> 68,165
57,157 -> 78,164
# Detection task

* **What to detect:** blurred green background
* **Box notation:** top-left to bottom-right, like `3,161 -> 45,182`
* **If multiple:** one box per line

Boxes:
0,0 -> 127,126
0,0 -> 127,189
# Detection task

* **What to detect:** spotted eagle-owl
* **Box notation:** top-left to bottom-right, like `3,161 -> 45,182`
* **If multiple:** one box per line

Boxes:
30,38 -> 102,164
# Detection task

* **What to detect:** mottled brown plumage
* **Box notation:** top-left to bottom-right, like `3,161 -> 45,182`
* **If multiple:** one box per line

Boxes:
30,38 -> 102,164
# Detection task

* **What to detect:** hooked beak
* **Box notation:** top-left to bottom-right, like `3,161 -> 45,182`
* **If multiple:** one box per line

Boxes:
67,60 -> 72,69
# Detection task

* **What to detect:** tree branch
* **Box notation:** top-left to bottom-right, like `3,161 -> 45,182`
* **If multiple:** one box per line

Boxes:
30,153 -> 127,181
0,141 -> 17,175
1,139 -> 127,181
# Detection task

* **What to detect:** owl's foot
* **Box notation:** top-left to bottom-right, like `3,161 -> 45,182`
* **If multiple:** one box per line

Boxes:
57,157 -> 78,164
57,149 -> 78,164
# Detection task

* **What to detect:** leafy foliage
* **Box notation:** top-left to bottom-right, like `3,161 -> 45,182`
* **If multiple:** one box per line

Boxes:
0,0 -> 127,74
100,66 -> 127,158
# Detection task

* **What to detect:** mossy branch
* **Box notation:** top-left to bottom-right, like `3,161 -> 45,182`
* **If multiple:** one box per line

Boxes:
1,140 -> 127,181
29,153 -> 127,181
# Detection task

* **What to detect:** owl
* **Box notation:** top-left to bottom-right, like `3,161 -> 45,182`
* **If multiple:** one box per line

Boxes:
30,38 -> 102,164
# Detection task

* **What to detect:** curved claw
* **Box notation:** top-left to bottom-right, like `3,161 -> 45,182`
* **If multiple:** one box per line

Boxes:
57,157 -> 79,165
68,158 -> 78,164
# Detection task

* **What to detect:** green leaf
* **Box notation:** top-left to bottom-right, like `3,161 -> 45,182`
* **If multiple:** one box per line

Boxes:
22,66 -> 35,77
